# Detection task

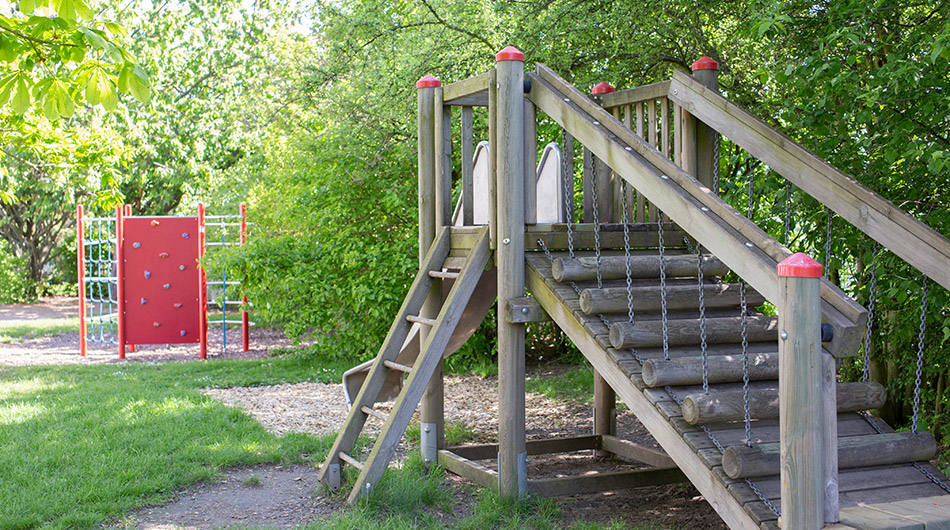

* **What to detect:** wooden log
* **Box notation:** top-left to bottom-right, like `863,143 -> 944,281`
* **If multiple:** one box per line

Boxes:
553,254 -> 728,282
609,315 -> 778,349
641,352 -> 778,387
580,282 -> 765,314
680,381 -> 886,425
721,432 -> 938,479
495,48 -> 527,499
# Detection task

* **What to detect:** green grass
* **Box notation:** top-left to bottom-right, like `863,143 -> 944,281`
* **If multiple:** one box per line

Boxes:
0,355 -> 353,529
0,317 -> 79,342
526,365 -> 595,405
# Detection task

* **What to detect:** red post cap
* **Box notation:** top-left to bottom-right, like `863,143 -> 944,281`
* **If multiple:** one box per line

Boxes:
691,56 -> 719,71
777,253 -> 823,278
496,46 -> 525,62
592,82 -> 615,94
416,75 -> 441,88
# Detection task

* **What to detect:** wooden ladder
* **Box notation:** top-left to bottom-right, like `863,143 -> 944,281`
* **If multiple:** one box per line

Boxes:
317,226 -> 491,504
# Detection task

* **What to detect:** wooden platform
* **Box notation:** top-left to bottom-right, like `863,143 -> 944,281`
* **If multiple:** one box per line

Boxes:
525,249 -> 950,529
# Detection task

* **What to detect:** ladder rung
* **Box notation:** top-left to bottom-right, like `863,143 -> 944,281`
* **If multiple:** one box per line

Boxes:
383,360 -> 413,373
406,315 -> 436,326
428,270 -> 459,279
338,451 -> 364,471
360,405 -> 388,422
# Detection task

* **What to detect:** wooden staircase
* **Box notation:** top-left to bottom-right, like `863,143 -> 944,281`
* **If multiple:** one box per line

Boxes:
526,247 -> 950,529
317,226 -> 491,504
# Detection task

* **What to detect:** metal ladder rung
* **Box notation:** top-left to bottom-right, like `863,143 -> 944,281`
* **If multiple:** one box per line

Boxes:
406,315 -> 436,326
338,451 -> 364,471
361,406 -> 388,422
428,270 -> 459,279
383,360 -> 413,373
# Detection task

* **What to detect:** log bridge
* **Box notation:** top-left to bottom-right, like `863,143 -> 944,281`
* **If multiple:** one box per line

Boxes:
318,47 -> 950,529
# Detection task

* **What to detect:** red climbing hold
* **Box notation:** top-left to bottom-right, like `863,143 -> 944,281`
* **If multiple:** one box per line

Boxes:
150,220 -> 161,227
153,321 -> 161,327
159,252 -> 169,258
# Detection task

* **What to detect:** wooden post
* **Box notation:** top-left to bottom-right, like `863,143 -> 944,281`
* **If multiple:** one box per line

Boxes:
691,57 -> 719,191
822,350 -> 840,523
777,253 -> 825,530
590,81 -> 617,452
496,46 -> 527,498
462,106 -> 474,226
434,89 -> 452,228
488,69 -> 498,247
524,100 -> 538,225
417,74 -> 444,465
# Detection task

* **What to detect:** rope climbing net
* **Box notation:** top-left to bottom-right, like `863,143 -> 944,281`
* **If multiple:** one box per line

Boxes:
78,212 -> 119,345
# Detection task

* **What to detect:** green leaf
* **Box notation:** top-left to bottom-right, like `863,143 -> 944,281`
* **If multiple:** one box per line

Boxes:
11,77 -> 30,113
83,67 -> 106,104
101,82 -> 118,110
105,22 -> 128,37
19,0 -> 37,14
78,26 -> 107,51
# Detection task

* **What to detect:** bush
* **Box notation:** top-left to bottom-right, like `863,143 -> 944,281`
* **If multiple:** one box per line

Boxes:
0,239 -> 34,303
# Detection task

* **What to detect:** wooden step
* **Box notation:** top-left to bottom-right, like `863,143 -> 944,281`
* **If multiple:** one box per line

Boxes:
429,270 -> 459,279
680,381 -> 886,425
722,432 -> 937,479
580,283 -> 765,314
641,352 -> 778,387
406,315 -> 437,326
383,359 -> 413,373
360,406 -> 388,422
609,315 -> 778,349
338,451 -> 364,471
552,254 -> 729,282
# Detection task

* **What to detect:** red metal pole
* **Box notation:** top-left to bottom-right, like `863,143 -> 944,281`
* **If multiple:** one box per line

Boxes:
116,205 -> 126,359
77,204 -> 87,357
240,202 -> 249,352
198,203 -> 208,359
123,204 -> 135,353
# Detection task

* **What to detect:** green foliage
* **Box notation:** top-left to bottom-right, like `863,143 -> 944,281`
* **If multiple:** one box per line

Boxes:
0,357 -> 335,527
525,366 -> 595,405
0,237 -> 32,302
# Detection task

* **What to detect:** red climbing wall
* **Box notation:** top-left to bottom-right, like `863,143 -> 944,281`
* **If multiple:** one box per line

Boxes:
122,217 -> 201,344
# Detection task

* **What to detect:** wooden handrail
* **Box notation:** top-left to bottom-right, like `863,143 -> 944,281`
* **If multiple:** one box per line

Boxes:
442,71 -> 492,106
667,69 -> 950,292
595,80 -> 670,109
526,65 -> 866,357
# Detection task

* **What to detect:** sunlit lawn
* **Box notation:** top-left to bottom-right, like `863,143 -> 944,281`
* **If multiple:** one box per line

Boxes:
0,317 -> 79,343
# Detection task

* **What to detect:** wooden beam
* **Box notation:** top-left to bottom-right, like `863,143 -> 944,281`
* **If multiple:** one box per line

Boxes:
438,449 -> 498,490
461,106 -> 475,226
527,467 -> 686,497
442,72 -> 491,104
526,223 -> 688,251
596,80 -> 671,110
446,435 -> 600,461
668,69 -> 950,293
505,296 -> 550,323
600,435 -> 675,468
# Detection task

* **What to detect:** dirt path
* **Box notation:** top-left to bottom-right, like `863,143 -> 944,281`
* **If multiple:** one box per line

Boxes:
2,301 -> 724,529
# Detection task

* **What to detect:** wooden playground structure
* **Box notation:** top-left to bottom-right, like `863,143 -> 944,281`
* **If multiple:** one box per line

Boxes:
319,48 -> 950,528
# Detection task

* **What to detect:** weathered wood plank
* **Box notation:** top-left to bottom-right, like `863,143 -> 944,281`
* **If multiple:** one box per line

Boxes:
597,80 -> 671,109
668,70 -> 950,293
526,264 -> 760,529
461,106 -> 475,226
600,434 -> 675,468
527,467 -> 687,497
438,449 -> 498,490
442,72 -> 491,104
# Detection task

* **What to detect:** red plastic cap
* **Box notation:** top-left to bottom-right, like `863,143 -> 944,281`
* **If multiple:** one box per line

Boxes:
592,82 -> 615,94
777,253 -> 823,278
691,56 -> 719,71
496,46 -> 525,62
416,75 -> 441,88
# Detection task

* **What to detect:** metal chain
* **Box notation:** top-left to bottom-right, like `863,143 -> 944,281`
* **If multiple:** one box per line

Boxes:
862,245 -> 879,382
824,207 -> 833,277
712,135 -> 720,195
562,134 -> 575,259
784,182 -> 792,246
683,236 -> 695,255
740,280 -> 752,447
664,385 -> 778,516
912,278 -> 928,434
747,172 -> 754,220
913,462 -> 950,494
621,182 -> 634,325
658,218 -> 670,360
590,173 -> 603,289
695,243 -> 709,394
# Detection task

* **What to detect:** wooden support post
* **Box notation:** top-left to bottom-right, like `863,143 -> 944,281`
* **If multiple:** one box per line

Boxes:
417,74 -> 444,465
462,106 -> 474,226
691,57 -> 720,191
496,46 -> 527,498
777,253 -> 825,530
590,82 -> 617,449
488,69 -> 498,247
822,349 -> 840,524
524,100 -> 537,225
434,89 -> 452,228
